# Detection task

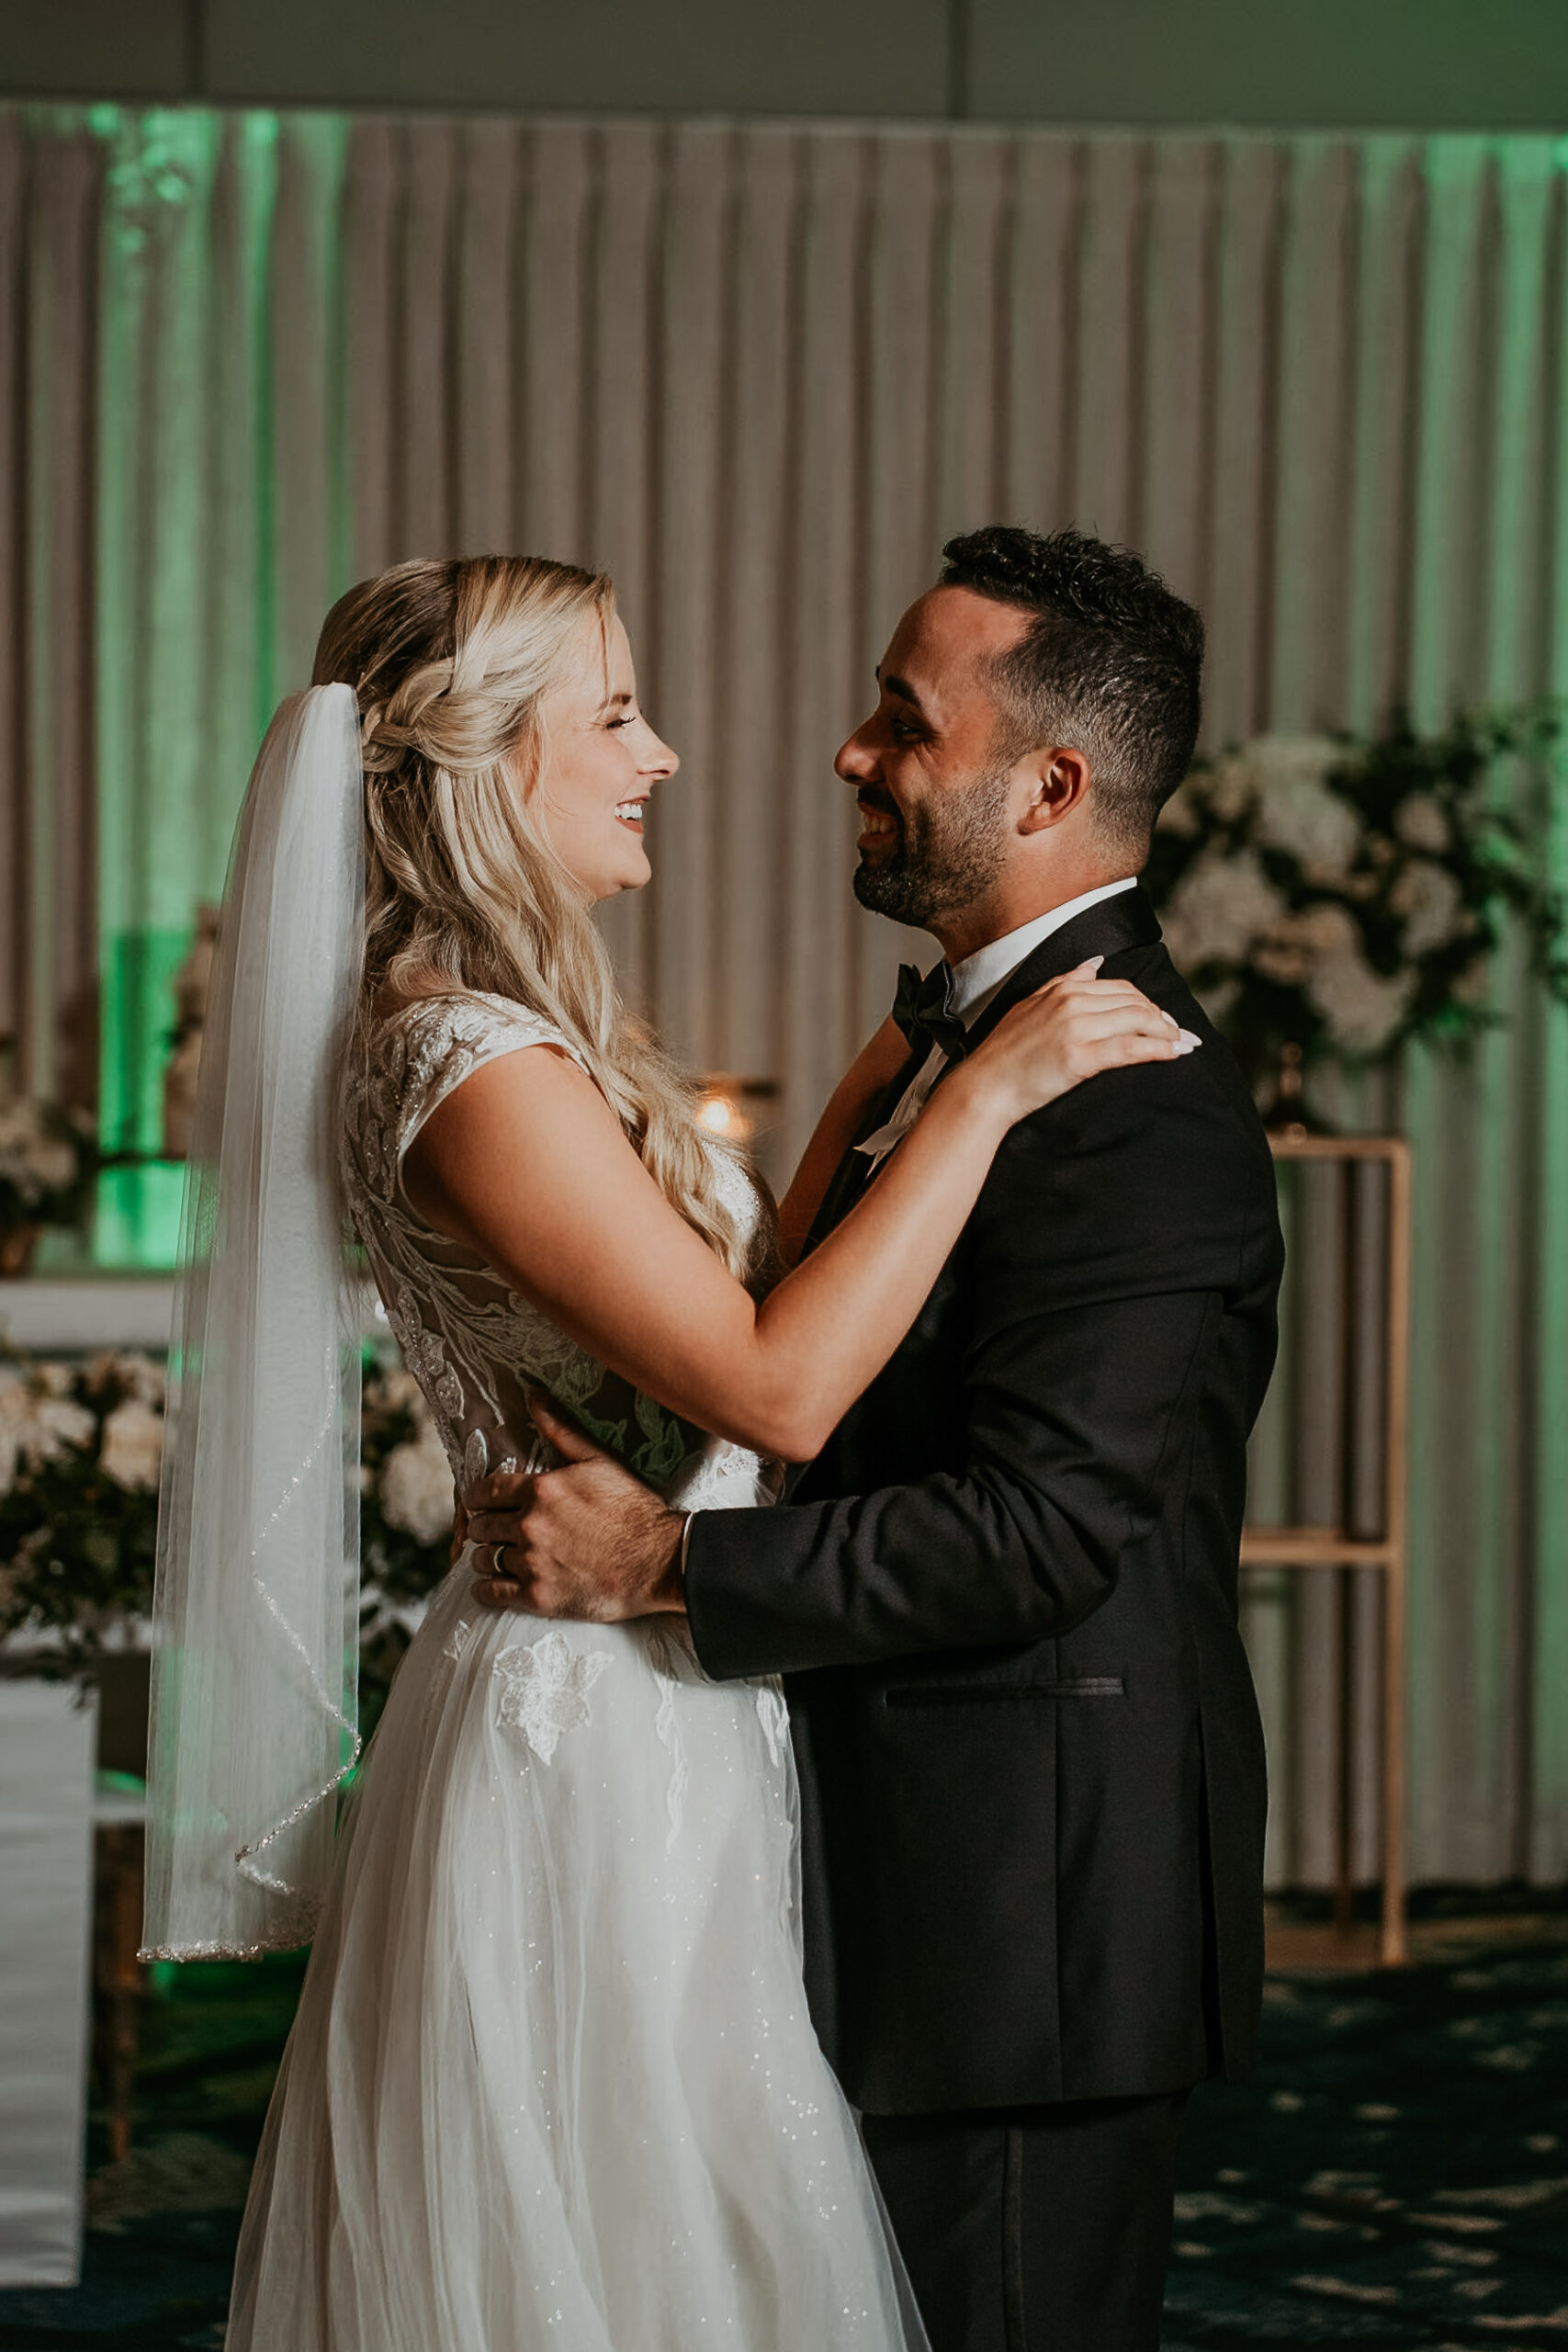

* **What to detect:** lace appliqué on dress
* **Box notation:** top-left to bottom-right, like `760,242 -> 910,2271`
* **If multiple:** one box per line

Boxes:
494,1633 -> 613,1764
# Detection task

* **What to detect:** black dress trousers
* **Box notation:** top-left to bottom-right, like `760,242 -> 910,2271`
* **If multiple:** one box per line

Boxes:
862,2093 -> 1188,2352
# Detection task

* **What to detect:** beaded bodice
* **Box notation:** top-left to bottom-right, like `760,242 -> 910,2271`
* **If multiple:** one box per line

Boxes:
340,992 -> 776,1512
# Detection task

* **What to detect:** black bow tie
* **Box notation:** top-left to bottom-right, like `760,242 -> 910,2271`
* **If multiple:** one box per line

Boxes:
892,961 -> 968,1064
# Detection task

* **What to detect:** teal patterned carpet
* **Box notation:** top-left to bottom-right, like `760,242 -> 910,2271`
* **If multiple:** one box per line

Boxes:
1,1909 -> 1565,2350
1169,1924 -> 1568,2346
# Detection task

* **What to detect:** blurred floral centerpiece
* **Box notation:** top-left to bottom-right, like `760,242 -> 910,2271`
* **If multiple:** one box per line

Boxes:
1145,710 -> 1568,1112
0,1350 -> 453,1725
0,1091 -> 97,1272
355,1363 -> 460,1717
0,1353 -> 165,1668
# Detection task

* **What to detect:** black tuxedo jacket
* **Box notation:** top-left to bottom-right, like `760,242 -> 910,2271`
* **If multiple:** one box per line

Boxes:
684,886 -> 1284,2116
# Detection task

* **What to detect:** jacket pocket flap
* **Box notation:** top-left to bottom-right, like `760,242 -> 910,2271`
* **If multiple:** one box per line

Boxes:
883,1675 -> 1125,1708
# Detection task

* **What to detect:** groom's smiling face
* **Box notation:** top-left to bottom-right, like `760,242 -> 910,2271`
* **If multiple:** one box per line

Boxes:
840,586 -> 1038,935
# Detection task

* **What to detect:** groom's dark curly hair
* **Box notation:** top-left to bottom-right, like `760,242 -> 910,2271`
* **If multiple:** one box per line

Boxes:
940,525 -> 1204,861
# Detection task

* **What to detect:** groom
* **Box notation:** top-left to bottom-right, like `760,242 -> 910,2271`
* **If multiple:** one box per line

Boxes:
468,525 -> 1284,2350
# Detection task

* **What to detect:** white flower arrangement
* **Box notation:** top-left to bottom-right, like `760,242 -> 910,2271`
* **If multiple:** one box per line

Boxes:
1,1350 -> 452,1720
0,1102 -> 79,1202
0,1354 -> 169,1671
0,1368 -> 97,1497
0,1093 -> 96,1260
1145,708 -> 1568,1101
377,1421 -> 456,1549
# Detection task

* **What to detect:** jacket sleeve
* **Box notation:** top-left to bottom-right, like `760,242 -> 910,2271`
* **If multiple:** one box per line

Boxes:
684,1058 -> 1248,1680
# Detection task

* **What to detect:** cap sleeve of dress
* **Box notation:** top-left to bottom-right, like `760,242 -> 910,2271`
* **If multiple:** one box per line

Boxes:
373,993 -> 591,1177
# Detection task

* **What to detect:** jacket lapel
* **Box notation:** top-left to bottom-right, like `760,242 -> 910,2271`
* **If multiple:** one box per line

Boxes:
954,884 -> 1163,1061
804,887 -> 1165,1250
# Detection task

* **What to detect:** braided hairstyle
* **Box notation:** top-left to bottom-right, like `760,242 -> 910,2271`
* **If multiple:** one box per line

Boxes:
314,554 -> 764,1286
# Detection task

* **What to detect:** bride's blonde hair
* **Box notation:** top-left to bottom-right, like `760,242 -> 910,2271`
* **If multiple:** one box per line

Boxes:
314,554 -> 764,1284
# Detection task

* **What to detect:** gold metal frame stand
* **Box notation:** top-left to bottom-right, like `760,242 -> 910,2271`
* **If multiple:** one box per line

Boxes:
1242,1133 -> 1412,1969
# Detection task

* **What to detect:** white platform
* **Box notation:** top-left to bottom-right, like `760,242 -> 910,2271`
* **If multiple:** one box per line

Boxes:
0,1279 -> 177,1354
0,1274 -> 388,1356
0,1682 -> 96,2287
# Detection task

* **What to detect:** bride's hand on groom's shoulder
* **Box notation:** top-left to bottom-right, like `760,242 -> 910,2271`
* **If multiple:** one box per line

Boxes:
464,1396 -> 688,1623
963,957 -> 1201,1128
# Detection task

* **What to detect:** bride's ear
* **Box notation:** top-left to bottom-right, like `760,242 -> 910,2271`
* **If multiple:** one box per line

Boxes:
1019,747 -> 1092,833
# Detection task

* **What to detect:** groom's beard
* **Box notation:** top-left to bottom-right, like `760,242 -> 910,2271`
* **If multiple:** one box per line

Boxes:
852,763 -> 1013,931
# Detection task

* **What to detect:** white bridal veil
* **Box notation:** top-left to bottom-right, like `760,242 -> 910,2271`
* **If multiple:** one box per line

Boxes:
141,684 -> 367,1959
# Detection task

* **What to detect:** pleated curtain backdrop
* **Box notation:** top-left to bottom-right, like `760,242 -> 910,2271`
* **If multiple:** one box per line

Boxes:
3,105 -> 1567,1887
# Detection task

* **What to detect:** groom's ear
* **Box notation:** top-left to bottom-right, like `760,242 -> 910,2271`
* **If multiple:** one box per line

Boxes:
1018,745 -> 1092,832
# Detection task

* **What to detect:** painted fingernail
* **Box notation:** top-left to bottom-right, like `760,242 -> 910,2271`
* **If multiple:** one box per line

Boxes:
1178,1030 -> 1201,1050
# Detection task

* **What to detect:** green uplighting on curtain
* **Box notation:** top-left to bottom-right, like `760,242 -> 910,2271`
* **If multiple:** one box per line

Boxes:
89,105 -> 349,1262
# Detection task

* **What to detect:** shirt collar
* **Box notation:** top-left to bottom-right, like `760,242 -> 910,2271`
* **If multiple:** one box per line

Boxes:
947,877 -> 1139,1024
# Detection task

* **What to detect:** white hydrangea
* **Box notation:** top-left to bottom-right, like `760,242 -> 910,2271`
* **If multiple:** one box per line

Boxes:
1250,937 -> 1306,986
373,1367 -> 425,1420
0,1370 -> 96,1498
90,1351 -> 166,1410
1159,847 -> 1288,971
37,1396 -> 95,1454
1201,754 -> 1260,825
1250,902 -> 1360,987
0,1100 -> 79,1205
1389,857 -> 1466,958
1306,944 -> 1416,1057
378,1427 -> 455,1546
1250,738 -> 1362,878
1393,792 -> 1450,854
1251,733 -> 1343,784
99,1398 -> 164,1494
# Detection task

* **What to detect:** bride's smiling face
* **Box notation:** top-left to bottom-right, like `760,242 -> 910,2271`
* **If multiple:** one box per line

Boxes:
527,614 -> 678,901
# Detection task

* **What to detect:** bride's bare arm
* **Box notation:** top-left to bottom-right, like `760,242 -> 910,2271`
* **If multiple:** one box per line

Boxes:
775,1016 -> 910,1268
403,973 -> 1191,1464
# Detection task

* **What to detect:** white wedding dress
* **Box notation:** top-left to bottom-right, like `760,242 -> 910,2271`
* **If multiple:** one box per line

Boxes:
226,992 -> 923,2352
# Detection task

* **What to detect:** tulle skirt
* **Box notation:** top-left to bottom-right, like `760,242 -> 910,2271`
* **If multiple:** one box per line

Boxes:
226,1557 -> 923,2350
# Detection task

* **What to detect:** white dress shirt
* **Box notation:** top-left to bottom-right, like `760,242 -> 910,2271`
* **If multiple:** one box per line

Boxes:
855,876 -> 1138,1174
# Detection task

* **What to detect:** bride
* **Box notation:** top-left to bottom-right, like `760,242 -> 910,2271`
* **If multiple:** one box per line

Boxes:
141,553 -> 1190,2351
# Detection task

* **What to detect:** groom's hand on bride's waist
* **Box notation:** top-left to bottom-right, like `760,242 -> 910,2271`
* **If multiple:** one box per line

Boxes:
464,1395 -> 688,1622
